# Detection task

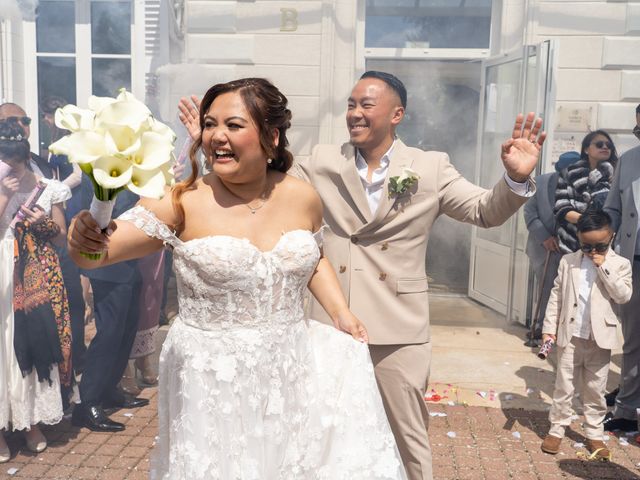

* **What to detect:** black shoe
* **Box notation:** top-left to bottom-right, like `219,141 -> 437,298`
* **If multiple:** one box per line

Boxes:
71,405 -> 125,432
102,392 -> 150,410
604,387 -> 619,407
602,412 -> 638,432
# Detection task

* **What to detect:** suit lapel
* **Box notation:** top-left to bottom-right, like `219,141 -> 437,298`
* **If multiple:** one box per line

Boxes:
570,253 -> 583,301
339,143 -> 373,223
631,173 -> 640,219
361,140 -> 415,232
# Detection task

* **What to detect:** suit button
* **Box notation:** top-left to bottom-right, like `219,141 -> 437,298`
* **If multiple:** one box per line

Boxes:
627,233 -> 632,238
379,273 -> 387,281
570,317 -> 575,322
632,213 -> 636,218
339,265 -> 346,273
574,303 -> 577,307
351,236 -> 359,244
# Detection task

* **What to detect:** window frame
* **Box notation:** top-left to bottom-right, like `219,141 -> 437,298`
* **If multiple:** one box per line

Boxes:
22,0 -> 144,151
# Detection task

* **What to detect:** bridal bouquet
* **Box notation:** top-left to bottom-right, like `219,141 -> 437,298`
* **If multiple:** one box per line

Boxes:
49,89 -> 176,258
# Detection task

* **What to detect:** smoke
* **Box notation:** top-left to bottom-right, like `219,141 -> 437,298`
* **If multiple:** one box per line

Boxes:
0,0 -> 37,21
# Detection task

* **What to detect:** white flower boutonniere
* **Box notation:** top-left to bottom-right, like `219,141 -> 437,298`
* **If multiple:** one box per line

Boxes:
388,167 -> 420,197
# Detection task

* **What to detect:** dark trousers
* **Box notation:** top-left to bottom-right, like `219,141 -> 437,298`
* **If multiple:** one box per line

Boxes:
79,276 -> 141,406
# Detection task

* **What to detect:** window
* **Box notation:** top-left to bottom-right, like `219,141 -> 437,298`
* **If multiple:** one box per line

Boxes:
365,0 -> 492,49
30,0 -> 133,154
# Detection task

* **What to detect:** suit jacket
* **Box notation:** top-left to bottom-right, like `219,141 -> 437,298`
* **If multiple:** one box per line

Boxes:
524,172 -> 558,268
30,152 -> 53,179
79,175 -> 140,283
604,144 -> 640,263
293,140 -> 532,345
542,250 -> 632,350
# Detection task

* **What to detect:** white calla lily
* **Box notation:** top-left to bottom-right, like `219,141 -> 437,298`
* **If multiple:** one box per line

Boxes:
130,131 -> 175,170
162,157 -> 176,187
93,156 -> 133,189
97,96 -> 151,133
103,125 -> 142,157
54,105 -> 95,132
48,131 -> 107,164
88,95 -> 117,114
149,118 -> 177,143
128,166 -> 168,199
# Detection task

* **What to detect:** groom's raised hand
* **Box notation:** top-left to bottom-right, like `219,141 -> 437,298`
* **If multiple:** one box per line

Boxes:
501,112 -> 546,183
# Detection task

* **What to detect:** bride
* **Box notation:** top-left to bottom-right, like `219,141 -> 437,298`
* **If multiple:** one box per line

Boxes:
68,78 -> 406,479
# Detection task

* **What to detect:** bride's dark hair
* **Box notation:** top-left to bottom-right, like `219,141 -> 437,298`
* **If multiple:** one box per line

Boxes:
172,78 -> 294,234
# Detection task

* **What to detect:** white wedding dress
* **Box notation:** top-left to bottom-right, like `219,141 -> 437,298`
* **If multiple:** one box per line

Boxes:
119,206 -> 406,480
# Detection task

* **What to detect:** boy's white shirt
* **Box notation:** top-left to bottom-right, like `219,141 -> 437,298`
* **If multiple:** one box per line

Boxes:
574,256 -> 596,340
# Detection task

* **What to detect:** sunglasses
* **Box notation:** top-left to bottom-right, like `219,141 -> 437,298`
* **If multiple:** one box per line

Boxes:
579,237 -> 613,254
591,140 -> 613,150
3,116 -> 31,126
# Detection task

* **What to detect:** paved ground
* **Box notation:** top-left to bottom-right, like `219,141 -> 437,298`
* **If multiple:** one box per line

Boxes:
1,295 -> 639,479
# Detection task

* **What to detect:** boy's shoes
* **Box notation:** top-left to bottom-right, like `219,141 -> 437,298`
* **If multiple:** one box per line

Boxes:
541,434 -> 562,454
602,412 -> 638,432
585,439 -> 611,461
604,387 -> 619,407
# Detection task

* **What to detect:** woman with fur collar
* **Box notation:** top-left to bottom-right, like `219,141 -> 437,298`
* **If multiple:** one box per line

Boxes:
554,130 -> 618,254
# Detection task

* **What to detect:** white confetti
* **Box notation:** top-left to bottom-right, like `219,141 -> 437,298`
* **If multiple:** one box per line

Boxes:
571,415 -> 579,421
504,394 -> 514,401
476,391 -> 487,399
526,388 -> 535,394
123,413 -> 134,418
447,401 -> 455,406
7,468 -> 18,475
619,438 -> 629,447
512,431 -> 521,439
429,412 -> 447,417
446,431 -> 457,438
573,442 -> 585,448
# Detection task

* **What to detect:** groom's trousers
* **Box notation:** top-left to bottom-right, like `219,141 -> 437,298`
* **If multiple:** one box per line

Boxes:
370,342 -> 432,480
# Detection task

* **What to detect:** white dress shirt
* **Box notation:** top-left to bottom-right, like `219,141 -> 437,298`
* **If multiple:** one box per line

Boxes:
355,142 -> 532,216
574,255 -> 596,340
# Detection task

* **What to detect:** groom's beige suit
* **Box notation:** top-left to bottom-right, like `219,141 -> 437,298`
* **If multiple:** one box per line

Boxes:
293,140 -> 531,480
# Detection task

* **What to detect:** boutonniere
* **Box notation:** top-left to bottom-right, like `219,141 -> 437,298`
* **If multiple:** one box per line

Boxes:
388,167 -> 420,198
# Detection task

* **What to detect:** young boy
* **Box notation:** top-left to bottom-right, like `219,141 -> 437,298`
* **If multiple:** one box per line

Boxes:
541,209 -> 632,460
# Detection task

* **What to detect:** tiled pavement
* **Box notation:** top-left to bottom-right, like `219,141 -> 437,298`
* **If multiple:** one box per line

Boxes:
2,397 -> 639,479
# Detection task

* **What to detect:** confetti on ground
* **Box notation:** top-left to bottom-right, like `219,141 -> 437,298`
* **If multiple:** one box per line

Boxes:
571,414 -> 579,420
123,413 -> 134,417
429,412 -> 447,417
512,431 -> 521,439
447,431 -> 457,438
573,442 -> 585,448
425,393 -> 442,402
526,388 -> 535,395
476,391 -> 487,399
489,390 -> 496,401
447,401 -> 455,406
504,394 -> 514,401
619,437 -> 630,446
7,468 -> 18,475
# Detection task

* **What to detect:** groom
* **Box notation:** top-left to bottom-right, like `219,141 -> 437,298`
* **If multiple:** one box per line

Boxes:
292,71 -> 544,480
177,72 -> 544,479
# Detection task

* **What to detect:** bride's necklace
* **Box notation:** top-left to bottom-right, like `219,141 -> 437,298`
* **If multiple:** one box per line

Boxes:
245,198 -> 266,214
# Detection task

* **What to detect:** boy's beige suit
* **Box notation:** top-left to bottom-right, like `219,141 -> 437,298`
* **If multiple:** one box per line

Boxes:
543,249 -> 632,440
543,250 -> 632,350
293,140 -> 531,479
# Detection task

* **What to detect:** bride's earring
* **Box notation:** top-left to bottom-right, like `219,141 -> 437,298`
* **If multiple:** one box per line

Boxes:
267,158 -> 273,165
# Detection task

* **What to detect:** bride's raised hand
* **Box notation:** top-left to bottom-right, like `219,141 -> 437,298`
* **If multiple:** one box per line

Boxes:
334,308 -> 369,344
68,210 -> 115,255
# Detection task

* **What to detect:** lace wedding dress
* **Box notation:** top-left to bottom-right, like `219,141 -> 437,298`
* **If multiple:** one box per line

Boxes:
120,206 -> 406,480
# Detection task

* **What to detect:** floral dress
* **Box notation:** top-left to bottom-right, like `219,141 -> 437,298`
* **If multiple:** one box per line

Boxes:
0,178 -> 71,430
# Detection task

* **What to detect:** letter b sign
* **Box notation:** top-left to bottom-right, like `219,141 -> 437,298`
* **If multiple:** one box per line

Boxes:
280,8 -> 298,32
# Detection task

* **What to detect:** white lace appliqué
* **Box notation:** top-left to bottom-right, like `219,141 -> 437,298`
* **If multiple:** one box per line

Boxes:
119,206 -> 405,480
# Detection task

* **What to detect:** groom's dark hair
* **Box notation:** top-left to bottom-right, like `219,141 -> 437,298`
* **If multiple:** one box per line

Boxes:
360,71 -> 407,109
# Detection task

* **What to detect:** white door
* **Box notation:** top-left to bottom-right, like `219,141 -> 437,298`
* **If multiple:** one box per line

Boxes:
468,41 -> 555,324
